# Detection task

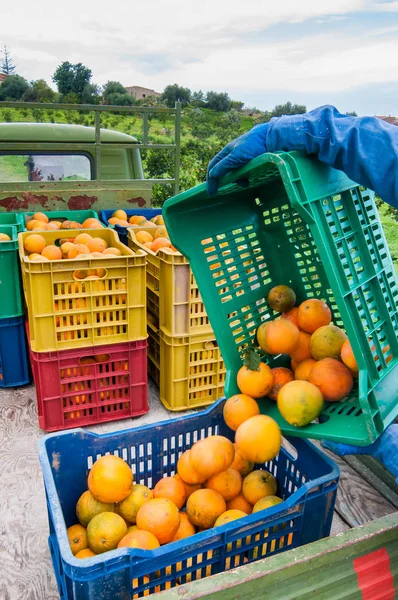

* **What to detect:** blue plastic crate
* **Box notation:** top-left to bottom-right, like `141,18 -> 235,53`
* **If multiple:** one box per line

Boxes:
0,316 -> 30,387
101,208 -> 162,246
39,399 -> 339,600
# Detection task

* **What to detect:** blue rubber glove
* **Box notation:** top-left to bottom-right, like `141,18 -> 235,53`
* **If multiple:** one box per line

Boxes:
322,425 -> 398,483
206,123 -> 269,195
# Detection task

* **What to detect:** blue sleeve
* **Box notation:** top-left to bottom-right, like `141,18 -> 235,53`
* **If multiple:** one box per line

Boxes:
266,105 -> 398,209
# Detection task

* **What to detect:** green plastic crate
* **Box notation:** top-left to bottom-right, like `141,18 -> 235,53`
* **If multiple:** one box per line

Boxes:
0,212 -> 25,233
22,209 -> 99,230
164,151 -> 398,446
0,225 -> 23,318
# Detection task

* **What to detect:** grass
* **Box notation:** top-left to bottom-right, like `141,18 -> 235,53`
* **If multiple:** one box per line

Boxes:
379,204 -> 398,269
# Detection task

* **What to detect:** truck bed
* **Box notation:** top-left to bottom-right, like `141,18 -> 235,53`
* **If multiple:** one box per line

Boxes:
0,381 -> 397,600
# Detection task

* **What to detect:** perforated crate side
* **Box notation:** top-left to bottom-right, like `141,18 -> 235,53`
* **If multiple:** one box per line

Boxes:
0,225 -> 24,318
0,316 -> 30,387
159,331 -> 226,411
163,151 -> 398,445
18,228 -> 147,352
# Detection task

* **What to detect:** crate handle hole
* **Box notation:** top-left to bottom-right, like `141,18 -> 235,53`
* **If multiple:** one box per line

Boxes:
92,353 -> 110,364
77,356 -> 99,366
73,268 -> 107,281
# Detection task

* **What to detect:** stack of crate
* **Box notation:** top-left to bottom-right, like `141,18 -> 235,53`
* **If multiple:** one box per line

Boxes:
0,213 -> 30,388
18,225 -> 149,431
128,222 -> 226,411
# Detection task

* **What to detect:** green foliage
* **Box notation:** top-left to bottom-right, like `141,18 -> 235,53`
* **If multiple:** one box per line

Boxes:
103,81 -> 126,101
0,46 -> 16,75
106,92 -> 135,106
231,100 -> 244,111
270,101 -> 306,117
52,62 -> 93,102
81,83 -> 100,104
22,79 -> 57,103
0,75 -> 29,100
161,84 -> 191,107
206,91 -> 231,112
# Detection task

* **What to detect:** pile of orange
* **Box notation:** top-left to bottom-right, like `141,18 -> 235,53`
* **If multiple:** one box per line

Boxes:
108,210 -> 178,255
237,284 -> 363,427
23,231 -> 126,262
67,401 -> 284,576
108,209 -> 164,229
26,212 -> 104,232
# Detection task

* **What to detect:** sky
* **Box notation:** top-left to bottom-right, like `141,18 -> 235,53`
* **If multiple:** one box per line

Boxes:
1,0 -> 398,115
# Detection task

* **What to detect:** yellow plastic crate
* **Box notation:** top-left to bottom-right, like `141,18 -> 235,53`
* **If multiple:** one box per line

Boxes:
18,229 -> 147,352
147,322 -> 226,411
128,227 -> 213,336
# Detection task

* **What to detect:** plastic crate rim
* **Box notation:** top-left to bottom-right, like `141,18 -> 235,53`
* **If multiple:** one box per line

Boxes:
38,399 -> 340,571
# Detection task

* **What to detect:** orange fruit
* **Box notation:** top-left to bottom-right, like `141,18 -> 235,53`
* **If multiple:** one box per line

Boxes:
74,233 -> 93,246
75,548 -> 96,559
237,362 -> 274,399
190,436 -> 235,481
267,285 -> 296,313
186,489 -> 226,529
0,233 -> 11,241
340,339 -> 358,374
226,494 -> 252,514
29,253 -> 48,261
26,219 -> 41,231
129,215 -> 147,225
46,222 -> 60,230
118,484 -> 153,524
91,251 -> 104,257
151,215 -> 164,225
151,237 -> 172,253
297,299 -> 332,333
41,244 -> 62,260
257,319 -> 300,355
205,467 -> 242,501
170,512 -> 196,542
235,415 -> 281,463
112,209 -> 128,221
136,231 -> 154,244
103,247 -> 122,256
281,307 -> 299,328
144,242 -> 153,250
61,242 -> 75,258
289,331 -> 312,363
50,221 -> 62,228
76,490 -> 114,527
310,325 -> 347,360
88,455 -> 133,503
294,358 -> 316,381
242,470 -> 277,505
277,380 -> 324,426
291,359 -> 298,371
136,498 -> 180,544
177,449 -> 205,485
267,367 -> 295,401
214,509 -> 247,529
231,444 -> 254,477
223,394 -> 259,431
154,226 -> 168,239
82,218 -> 103,229
252,495 -> 283,513
117,529 -> 160,550
108,217 -> 121,225
33,212 -> 49,223
87,237 -> 107,253
174,474 -> 201,499
67,524 -> 88,555
153,476 -> 186,509
309,358 -> 354,402
87,512 -> 127,554
68,244 -> 90,258
127,525 -> 140,534
24,234 -> 46,254
117,220 -> 130,226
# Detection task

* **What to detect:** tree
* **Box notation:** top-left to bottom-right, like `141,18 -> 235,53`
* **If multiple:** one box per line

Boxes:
191,90 -> 206,107
1,46 -> 16,75
22,79 -> 57,103
161,84 -> 191,108
103,81 -> 127,103
346,111 -> 357,116
0,75 -> 29,100
231,100 -> 244,111
81,83 -> 100,104
270,102 -> 306,117
206,91 -> 231,112
106,92 -> 135,106
52,62 -> 92,102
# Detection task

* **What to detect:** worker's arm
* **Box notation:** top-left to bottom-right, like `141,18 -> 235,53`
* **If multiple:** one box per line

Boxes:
207,105 -> 398,209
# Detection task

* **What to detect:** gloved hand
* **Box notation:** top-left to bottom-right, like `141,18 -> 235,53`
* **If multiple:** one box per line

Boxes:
321,424 -> 398,483
206,123 -> 269,195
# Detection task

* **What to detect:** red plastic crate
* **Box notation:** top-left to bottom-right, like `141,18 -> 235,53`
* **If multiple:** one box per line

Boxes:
29,337 -> 148,432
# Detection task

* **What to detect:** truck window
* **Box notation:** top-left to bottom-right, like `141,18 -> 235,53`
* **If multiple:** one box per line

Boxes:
0,153 -> 92,182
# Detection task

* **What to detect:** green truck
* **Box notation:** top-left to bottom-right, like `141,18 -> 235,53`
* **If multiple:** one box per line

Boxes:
0,101 -> 181,212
